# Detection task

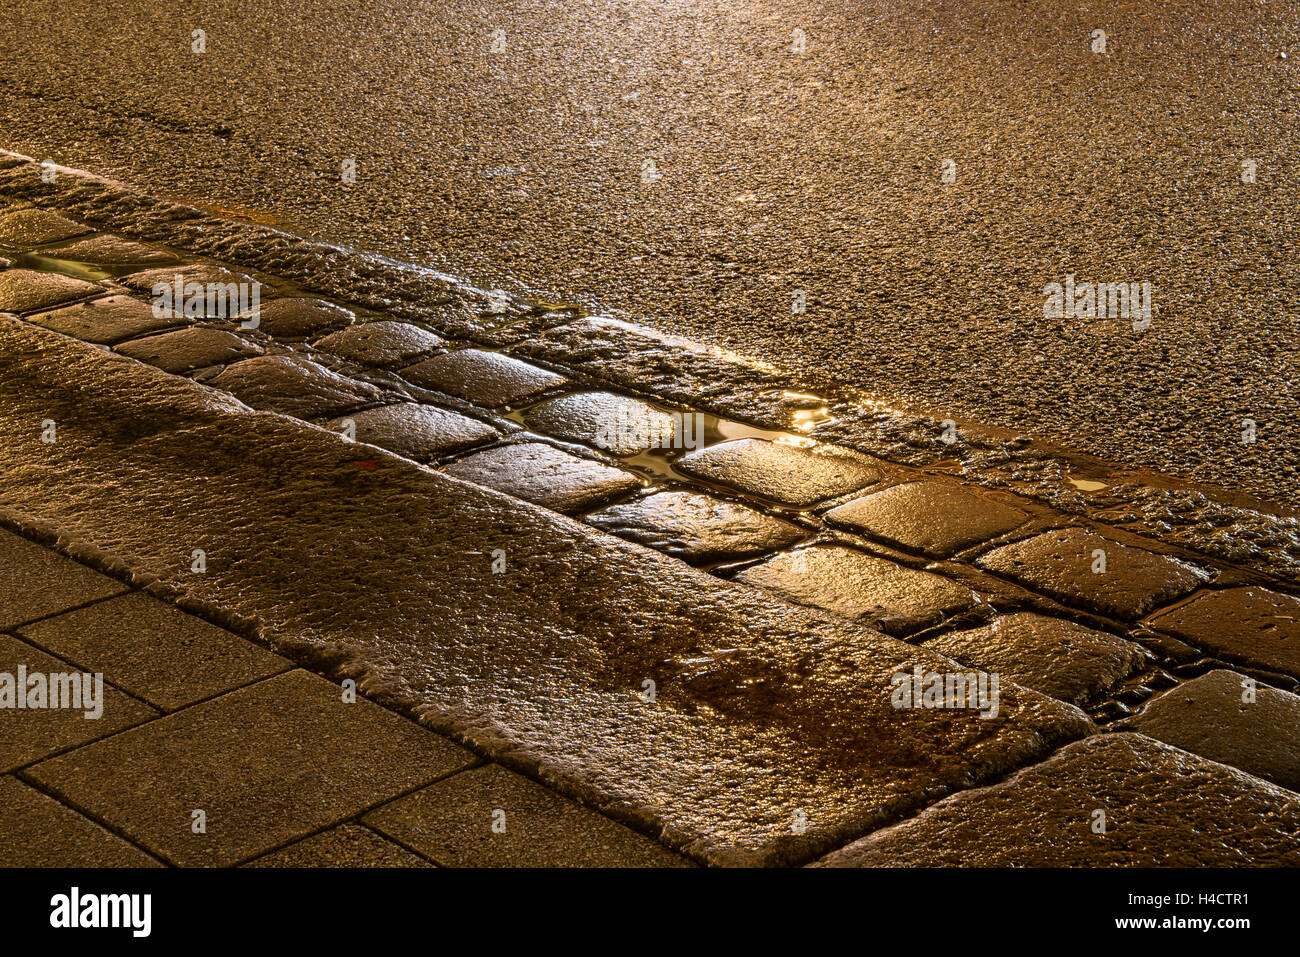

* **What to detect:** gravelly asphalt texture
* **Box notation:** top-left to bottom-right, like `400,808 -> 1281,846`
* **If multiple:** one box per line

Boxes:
1,0 -> 1296,501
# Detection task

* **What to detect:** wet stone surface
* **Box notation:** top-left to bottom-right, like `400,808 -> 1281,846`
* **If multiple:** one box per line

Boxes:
817,733 -> 1300,867
825,481 -> 1029,558
0,320 -> 1094,866
676,438 -> 881,507
207,354 -> 392,419
314,319 -> 445,367
239,297 -> 353,338
328,402 -> 499,461
1123,669 -> 1300,793
444,442 -> 641,514
27,293 -> 181,343
365,764 -> 689,867
115,326 -> 263,374
923,613 -> 1149,706
42,234 -> 178,267
0,528 -> 126,630
523,391 -> 681,456
586,490 -> 806,564
1146,587 -> 1300,680
0,208 -> 91,248
978,527 -> 1210,621
402,348 -> 567,407
0,269 -> 101,313
736,544 -> 978,637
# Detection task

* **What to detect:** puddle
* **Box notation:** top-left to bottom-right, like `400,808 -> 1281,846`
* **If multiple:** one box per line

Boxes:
15,248 -> 154,282
1066,475 -> 1109,493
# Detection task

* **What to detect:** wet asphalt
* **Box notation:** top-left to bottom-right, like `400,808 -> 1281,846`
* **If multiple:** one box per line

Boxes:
1,0 -> 1297,501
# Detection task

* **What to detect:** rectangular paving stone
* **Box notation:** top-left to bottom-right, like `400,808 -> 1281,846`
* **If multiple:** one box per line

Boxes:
244,823 -> 431,867
19,592 -> 291,711
923,613 -> 1149,706
329,402 -> 498,461
676,437 -> 881,507
314,319 -> 445,367
401,348 -> 567,407
0,528 -> 127,630
365,764 -> 690,867
1124,669 -> 1300,793
28,293 -> 184,343
207,354 -> 391,419
0,269 -> 102,314
115,326 -> 263,374
586,490 -> 806,564
736,544 -> 978,637
0,632 -> 158,772
1145,587 -> 1300,679
444,442 -> 641,514
0,209 -> 92,249
25,669 -> 476,867
825,481 -> 1029,558
816,733 -> 1300,867
977,527 -> 1210,620
0,776 -> 160,867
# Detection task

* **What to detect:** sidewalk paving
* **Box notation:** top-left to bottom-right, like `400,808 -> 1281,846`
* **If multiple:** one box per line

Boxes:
2,164 -> 1300,866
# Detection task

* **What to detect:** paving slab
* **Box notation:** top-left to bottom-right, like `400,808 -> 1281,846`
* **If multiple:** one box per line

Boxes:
25,669 -> 476,867
817,732 -> 1300,867
0,208 -> 91,248
736,545 -> 978,637
366,764 -> 691,867
586,490 -> 806,564
676,437 -> 880,507
0,319 -> 1094,865
238,297 -> 353,338
978,527 -> 1210,620
28,293 -> 184,344
329,402 -> 498,461
444,442 -> 641,514
42,234 -> 178,267
523,391 -> 682,456
244,823 -> 431,867
0,528 -> 126,630
115,326 -> 263,374
402,348 -> 567,407
207,354 -> 391,419
1146,587 -> 1300,679
0,776 -> 160,867
0,632 -> 158,772
314,319 -> 445,367
825,481 -> 1029,558
19,592 -> 291,711
1124,669 -> 1300,792
923,613 -> 1149,706
0,269 -> 102,313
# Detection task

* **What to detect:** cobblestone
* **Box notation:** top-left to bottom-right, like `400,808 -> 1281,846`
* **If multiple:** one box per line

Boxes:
444,442 -> 641,514
0,208 -> 91,248
979,527 -> 1210,620
0,268 -> 101,313
825,480 -> 1029,558
329,402 -> 499,461
207,354 -> 393,419
1146,587 -> 1300,679
115,326 -> 264,373
676,437 -> 882,507
313,319 -> 445,367
401,348 -> 567,407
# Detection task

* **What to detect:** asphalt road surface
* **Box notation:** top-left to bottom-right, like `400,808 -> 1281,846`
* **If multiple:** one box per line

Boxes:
2,0 -> 1296,501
